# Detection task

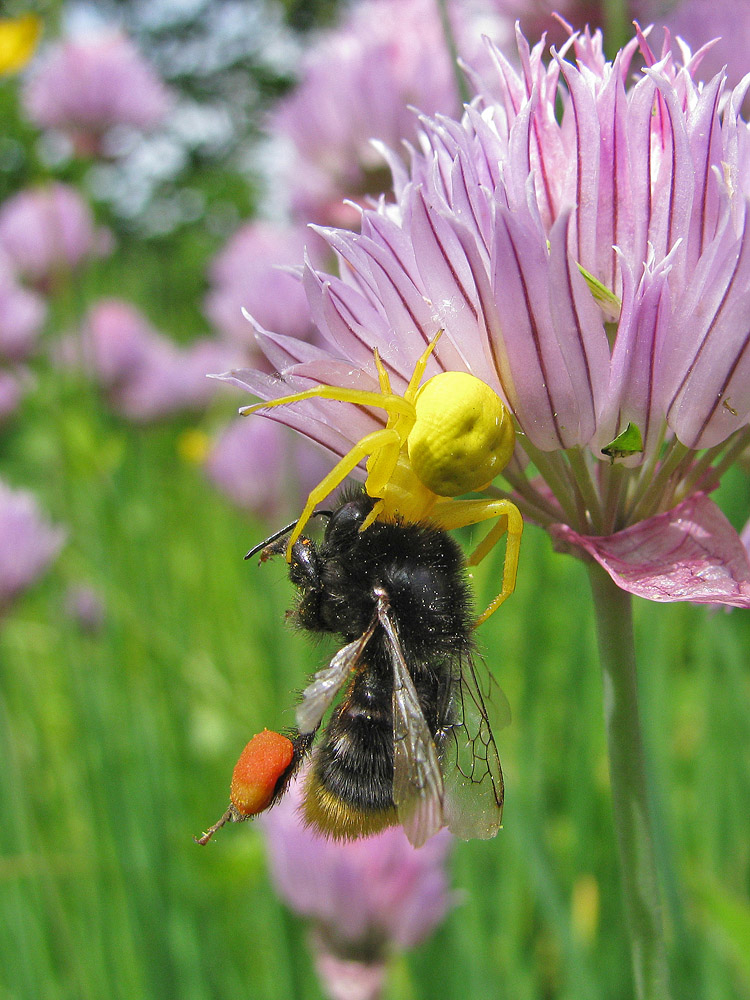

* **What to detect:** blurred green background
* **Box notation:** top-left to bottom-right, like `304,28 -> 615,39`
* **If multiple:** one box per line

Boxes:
4,393 -> 750,999
1,2 -> 750,999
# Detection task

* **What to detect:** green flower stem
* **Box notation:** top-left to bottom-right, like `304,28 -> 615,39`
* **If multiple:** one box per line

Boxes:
626,440 -> 689,525
566,447 -> 605,533
602,0 -> 630,56
587,564 -> 672,1000
435,0 -> 471,105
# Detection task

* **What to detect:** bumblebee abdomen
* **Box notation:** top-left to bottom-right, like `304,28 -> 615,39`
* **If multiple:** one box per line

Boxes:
302,657 -> 398,839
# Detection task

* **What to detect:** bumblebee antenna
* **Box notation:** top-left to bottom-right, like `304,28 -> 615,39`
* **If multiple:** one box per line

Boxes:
244,509 -> 333,560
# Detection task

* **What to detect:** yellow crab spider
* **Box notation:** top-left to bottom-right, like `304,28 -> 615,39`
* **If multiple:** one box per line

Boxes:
240,331 -> 523,624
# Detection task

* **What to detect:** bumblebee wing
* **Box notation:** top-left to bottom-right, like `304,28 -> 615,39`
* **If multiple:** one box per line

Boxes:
438,653 -> 509,840
295,615 -> 376,733
377,596 -> 444,848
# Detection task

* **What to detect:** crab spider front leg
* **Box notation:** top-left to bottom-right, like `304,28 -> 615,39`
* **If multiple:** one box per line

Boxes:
362,335 -> 442,501
239,385 -> 414,420
241,383 -> 418,558
431,498 -> 523,627
239,328 -> 442,422
240,337 -> 444,556
283,426 -> 404,558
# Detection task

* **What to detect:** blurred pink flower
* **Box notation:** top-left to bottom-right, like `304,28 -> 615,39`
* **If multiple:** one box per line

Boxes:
224,26 -> 750,608
112,336 -> 238,422
260,773 -> 453,999
648,0 -> 750,89
204,221 -> 316,349
489,0 -> 750,87
0,480 -> 65,616
0,252 -> 46,360
0,183 -> 112,289
59,299 -> 157,388
23,30 -> 169,154
204,416 -> 331,519
60,299 -> 239,422
271,0 -> 509,224
485,0 -> 598,47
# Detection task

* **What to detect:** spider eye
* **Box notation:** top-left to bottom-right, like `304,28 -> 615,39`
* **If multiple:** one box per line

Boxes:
409,372 -> 515,496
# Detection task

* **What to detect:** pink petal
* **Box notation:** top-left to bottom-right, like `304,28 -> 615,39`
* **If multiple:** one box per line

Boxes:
488,207 -> 584,450
602,251 -> 673,462
741,516 -> 750,557
549,493 -> 750,607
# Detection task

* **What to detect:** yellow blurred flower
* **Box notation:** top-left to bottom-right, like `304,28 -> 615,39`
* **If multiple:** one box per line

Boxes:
178,428 -> 209,465
0,14 -> 42,75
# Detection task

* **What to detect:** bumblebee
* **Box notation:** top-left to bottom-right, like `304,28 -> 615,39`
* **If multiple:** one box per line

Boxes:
196,331 -> 518,847
197,491 -> 509,848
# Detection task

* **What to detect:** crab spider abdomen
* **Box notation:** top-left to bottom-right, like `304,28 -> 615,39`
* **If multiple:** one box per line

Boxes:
408,372 -> 515,497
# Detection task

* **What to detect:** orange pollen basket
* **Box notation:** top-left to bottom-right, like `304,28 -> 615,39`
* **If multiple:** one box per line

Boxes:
230,729 -> 294,817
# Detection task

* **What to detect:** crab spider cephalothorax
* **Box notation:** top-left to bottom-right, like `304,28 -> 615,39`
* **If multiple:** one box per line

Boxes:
240,332 -> 523,625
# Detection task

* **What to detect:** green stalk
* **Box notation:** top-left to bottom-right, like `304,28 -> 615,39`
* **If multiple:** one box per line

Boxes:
625,440 -> 689,525
587,565 -> 672,1000
566,447 -> 605,533
600,460 -> 627,535
601,0 -> 630,57
519,438 -> 586,528
435,0 -> 471,105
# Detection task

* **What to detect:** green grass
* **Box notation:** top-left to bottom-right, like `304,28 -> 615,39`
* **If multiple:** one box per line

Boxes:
1,359 -> 749,1000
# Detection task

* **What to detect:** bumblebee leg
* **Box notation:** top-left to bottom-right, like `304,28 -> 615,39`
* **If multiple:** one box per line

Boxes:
284,427 -> 402,558
431,499 -> 523,625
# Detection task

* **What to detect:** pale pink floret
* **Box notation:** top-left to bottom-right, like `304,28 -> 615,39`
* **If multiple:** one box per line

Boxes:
23,31 -> 169,144
220,25 -> 750,606
205,416 -> 332,518
0,480 -> 65,615
0,251 -> 46,360
271,0 -> 508,222
310,948 -> 387,1000
205,221 -> 314,347
260,773 -> 453,993
61,299 -> 239,421
0,183 -> 112,287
